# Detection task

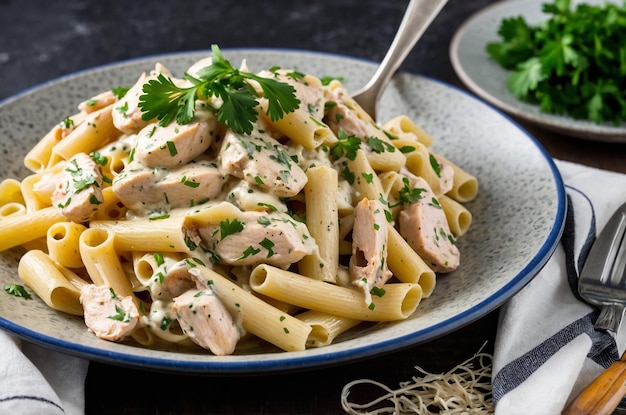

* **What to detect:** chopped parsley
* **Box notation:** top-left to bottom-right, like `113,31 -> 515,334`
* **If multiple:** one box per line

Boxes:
219,218 -> 244,239
138,44 -> 300,134
330,130 -> 361,160
4,283 -> 32,299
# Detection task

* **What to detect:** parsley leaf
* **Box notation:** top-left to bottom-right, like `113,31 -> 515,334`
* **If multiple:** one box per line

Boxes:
330,130 -> 361,160
219,218 -> 244,239
138,44 -> 300,134
4,283 -> 32,299
398,177 -> 426,204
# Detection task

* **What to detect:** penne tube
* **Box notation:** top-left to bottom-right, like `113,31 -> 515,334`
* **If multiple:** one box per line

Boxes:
347,149 -> 386,203
387,226 -> 436,298
18,250 -> 83,315
189,264 -> 313,352
259,100 -> 336,149
90,212 -> 191,253
24,123 -> 63,172
440,195 -> 472,237
79,227 -> 134,298
52,105 -> 119,161
361,124 -> 407,173
91,186 -> 127,221
434,152 -> 479,202
47,221 -> 88,268
296,309 -> 361,348
0,206 -> 66,252
20,173 -> 53,212
0,202 -> 26,219
299,166 -> 339,283
250,264 -> 422,321
0,178 -> 25,206
383,115 -> 434,147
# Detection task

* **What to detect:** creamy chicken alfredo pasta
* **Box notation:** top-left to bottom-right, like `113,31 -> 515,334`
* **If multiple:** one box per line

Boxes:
0,46 -> 478,355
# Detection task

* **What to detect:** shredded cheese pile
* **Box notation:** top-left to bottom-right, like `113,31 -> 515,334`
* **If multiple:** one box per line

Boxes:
341,350 -> 494,414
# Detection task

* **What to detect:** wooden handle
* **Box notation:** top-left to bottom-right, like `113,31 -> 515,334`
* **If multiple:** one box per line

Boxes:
562,353 -> 626,415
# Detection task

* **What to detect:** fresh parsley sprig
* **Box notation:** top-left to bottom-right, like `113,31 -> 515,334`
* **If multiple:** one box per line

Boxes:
138,44 -> 301,134
486,0 -> 626,124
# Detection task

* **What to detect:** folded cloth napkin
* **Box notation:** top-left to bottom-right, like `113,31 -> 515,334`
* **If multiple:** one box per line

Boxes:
493,159 -> 626,415
0,332 -> 88,415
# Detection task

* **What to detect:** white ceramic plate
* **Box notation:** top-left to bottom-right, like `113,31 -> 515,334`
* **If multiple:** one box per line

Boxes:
0,49 -> 566,374
450,0 -> 626,143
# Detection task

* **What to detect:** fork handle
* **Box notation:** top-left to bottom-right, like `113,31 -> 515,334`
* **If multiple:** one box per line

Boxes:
594,303 -> 626,332
561,351 -> 626,415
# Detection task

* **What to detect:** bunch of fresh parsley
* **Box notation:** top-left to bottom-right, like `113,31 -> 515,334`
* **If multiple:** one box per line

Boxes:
138,44 -> 300,135
486,0 -> 626,124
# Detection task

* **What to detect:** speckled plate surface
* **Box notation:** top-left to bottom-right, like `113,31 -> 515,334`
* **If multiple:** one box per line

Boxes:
450,0 -> 626,143
0,49 -> 566,374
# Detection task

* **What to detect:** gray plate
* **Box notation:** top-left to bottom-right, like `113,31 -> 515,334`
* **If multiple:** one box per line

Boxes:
0,49 -> 566,373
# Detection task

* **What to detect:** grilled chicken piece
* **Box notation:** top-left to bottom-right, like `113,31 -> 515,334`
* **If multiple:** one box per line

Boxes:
112,158 -> 226,212
50,152 -> 104,222
257,68 -> 325,120
146,257 -> 196,301
428,154 -> 455,196
80,284 -> 139,342
398,176 -> 459,272
325,88 -> 369,138
112,64 -> 172,134
134,110 -> 218,169
172,288 -> 240,355
197,209 -> 316,269
220,129 -> 307,198
350,198 -> 392,304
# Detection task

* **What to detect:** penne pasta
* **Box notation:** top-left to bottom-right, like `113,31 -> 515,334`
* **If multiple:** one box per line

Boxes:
47,221 -> 88,269
434,152 -> 479,202
0,51 -> 477,356
299,166 -> 339,283
249,264 -> 423,321
18,250 -> 84,315
440,195 -> 473,237
296,309 -> 361,348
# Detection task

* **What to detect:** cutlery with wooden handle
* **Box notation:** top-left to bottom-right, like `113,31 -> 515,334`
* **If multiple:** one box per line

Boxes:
562,350 -> 626,414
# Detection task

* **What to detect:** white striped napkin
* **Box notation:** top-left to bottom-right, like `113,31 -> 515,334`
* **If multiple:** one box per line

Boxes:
0,332 -> 88,415
493,159 -> 626,414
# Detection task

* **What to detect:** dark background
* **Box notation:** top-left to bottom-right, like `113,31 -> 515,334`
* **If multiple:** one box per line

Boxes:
0,0 -> 495,102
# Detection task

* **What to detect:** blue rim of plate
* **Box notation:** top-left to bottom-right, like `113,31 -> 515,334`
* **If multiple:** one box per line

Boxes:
0,48 -> 567,374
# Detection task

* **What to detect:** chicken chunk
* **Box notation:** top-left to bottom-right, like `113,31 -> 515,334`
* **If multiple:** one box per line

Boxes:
80,284 -> 139,342
325,87 -> 370,139
197,208 -> 316,269
220,129 -> 307,198
112,158 -> 226,212
147,257 -> 196,301
112,64 -> 173,135
134,109 -> 218,168
257,68 -> 325,120
398,176 -> 459,272
349,198 -> 392,305
172,288 -> 240,355
51,152 -> 104,222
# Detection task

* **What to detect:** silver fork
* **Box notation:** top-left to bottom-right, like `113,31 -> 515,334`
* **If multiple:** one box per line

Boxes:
352,0 -> 448,121
578,201 -> 626,333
